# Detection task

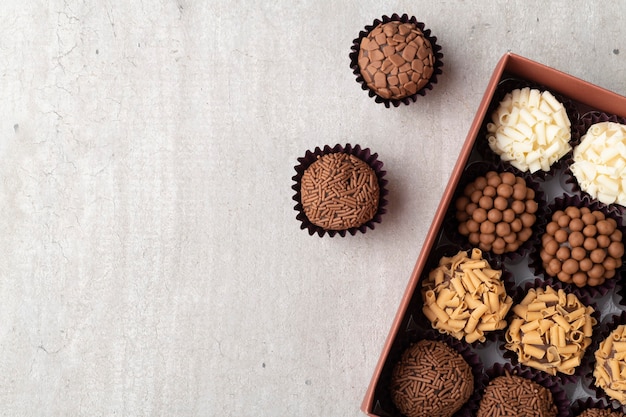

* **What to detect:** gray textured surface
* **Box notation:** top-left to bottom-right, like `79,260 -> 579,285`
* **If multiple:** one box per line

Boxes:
1,1 -> 625,416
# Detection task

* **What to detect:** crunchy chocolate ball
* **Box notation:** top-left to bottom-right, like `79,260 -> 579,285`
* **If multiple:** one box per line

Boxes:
390,340 -> 473,417
456,171 -> 537,254
357,21 -> 434,100
541,206 -> 624,287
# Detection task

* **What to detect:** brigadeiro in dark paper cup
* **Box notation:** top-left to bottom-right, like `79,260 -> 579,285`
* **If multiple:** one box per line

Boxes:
565,112 -> 626,210
349,13 -> 443,108
474,77 -> 583,180
500,279 -> 599,384
374,329 -> 486,417
444,161 -> 546,265
291,144 -> 388,237
479,363 -> 570,417
588,311 -> 626,412
572,397 -> 626,417
529,194 -> 625,299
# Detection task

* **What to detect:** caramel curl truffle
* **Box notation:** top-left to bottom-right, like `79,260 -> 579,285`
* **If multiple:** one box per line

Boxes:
358,21 -> 434,100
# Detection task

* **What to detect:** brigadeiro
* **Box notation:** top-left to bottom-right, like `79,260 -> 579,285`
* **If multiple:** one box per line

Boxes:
350,13 -> 443,107
292,144 -> 388,237
573,397 -> 626,417
479,363 -> 569,417
389,339 -> 474,417
478,373 -> 557,417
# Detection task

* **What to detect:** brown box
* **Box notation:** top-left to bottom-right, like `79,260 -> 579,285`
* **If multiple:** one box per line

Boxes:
361,52 -> 626,416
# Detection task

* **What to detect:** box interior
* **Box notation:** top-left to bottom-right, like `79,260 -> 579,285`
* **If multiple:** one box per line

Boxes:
362,52 -> 626,417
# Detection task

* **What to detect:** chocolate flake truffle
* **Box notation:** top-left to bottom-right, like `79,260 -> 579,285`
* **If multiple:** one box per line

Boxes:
390,339 -> 474,417
358,21 -> 434,100
300,153 -> 379,231
477,373 -> 557,417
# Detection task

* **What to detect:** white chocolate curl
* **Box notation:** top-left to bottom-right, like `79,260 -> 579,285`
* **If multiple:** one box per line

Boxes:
487,87 -> 572,173
571,121 -> 626,206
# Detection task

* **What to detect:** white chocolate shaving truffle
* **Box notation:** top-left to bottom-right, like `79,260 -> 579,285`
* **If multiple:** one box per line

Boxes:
571,122 -> 626,206
486,87 -> 572,173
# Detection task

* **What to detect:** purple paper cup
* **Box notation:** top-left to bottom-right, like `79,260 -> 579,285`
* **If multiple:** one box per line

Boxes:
374,329 -> 486,417
565,112 -> 626,210
500,280 -> 600,384
349,13 -> 443,108
292,143 -> 388,237
443,161 -> 546,264
474,77 -> 583,180
415,245 -> 516,347
572,397 -> 626,416
529,194 -> 624,299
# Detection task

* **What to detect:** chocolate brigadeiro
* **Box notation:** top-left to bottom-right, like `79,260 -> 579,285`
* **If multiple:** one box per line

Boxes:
350,13 -> 443,107
477,373 -> 558,417
292,144 -> 388,237
390,339 -> 474,417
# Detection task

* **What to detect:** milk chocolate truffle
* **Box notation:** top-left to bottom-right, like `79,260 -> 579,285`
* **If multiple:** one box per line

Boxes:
390,339 -> 474,417
300,153 -> 379,231
358,20 -> 434,100
477,374 -> 557,417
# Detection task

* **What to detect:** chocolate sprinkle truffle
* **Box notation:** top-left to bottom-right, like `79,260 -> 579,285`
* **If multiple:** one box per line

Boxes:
358,20 -> 434,100
477,373 -> 557,417
300,153 -> 379,231
578,410 -> 626,417
390,339 -> 474,417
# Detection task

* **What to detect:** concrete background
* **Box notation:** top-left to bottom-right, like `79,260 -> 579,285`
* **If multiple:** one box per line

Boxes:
1,1 -> 625,416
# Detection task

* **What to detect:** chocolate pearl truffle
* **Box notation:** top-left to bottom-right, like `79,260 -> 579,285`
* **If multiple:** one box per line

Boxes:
477,374 -> 557,417
456,171 -> 537,254
540,206 -> 624,287
390,340 -> 474,417
300,153 -> 379,231
358,21 -> 434,100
